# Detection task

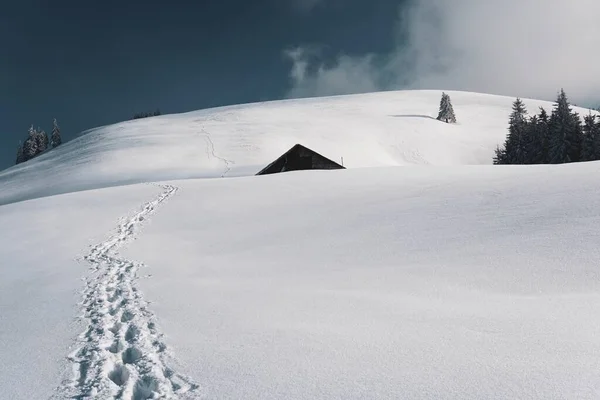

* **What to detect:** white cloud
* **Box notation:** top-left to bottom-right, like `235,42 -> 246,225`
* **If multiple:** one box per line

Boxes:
284,47 -> 379,98
285,0 -> 600,105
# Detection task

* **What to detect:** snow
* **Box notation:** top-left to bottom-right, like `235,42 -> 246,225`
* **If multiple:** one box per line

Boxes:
1,90 -> 595,206
59,184 -> 199,399
0,184 -> 160,400
1,90 -> 600,399
124,166 -> 600,399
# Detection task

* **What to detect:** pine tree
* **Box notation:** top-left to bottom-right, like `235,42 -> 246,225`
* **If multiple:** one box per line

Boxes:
15,142 -> 25,165
581,113 -> 597,161
524,115 -> 543,164
23,125 -> 38,160
493,145 -> 507,164
36,127 -> 49,155
548,89 -> 578,164
595,116 -> 600,159
436,92 -> 457,123
51,118 -> 62,148
537,107 -> 550,163
571,112 -> 583,162
503,98 -> 529,164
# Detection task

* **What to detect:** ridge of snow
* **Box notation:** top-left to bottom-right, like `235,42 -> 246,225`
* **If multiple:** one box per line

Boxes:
1,90 -> 597,206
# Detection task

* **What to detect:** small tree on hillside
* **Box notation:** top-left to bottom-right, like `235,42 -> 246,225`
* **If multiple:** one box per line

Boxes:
133,109 -> 161,119
548,89 -> 579,164
537,107 -> 550,163
504,98 -> 529,164
36,127 -> 49,155
572,113 -> 583,162
524,115 -> 542,164
437,92 -> 457,123
596,116 -> 600,158
16,142 -> 25,165
581,113 -> 599,161
23,125 -> 39,160
51,118 -> 62,148
493,145 -> 507,164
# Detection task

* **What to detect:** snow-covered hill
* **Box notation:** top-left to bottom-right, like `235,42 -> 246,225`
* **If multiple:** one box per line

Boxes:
1,90 -> 594,206
1,90 -> 600,399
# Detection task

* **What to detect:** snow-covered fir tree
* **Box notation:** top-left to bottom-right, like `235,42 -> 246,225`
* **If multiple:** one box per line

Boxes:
436,92 -> 457,123
17,120 -> 64,163
493,145 -> 507,165
15,142 -> 25,165
548,89 -> 580,164
51,118 -> 62,148
596,115 -> 600,158
494,92 -> 595,166
572,113 -> 583,162
36,127 -> 48,155
504,98 -> 529,164
23,125 -> 39,160
524,115 -> 542,164
581,113 -> 599,161
536,107 -> 550,163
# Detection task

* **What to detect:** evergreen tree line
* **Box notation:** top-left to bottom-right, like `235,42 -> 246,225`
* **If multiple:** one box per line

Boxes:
16,119 -> 63,165
132,109 -> 161,120
494,89 -> 600,165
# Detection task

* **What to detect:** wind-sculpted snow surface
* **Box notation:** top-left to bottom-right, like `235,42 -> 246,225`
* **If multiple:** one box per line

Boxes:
53,184 -> 200,400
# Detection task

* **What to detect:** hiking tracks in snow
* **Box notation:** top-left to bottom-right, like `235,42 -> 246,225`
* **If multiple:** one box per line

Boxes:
53,184 -> 200,400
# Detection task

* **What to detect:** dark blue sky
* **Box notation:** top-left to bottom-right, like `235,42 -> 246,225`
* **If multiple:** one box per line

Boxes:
0,0 -> 404,168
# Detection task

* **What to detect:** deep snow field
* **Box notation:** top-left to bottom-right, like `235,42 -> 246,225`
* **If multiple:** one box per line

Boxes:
1,90 -> 599,399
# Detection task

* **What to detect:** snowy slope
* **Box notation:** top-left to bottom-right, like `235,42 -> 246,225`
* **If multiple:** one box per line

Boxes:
0,184 -> 162,400
1,90 -> 600,399
1,90 -> 595,206
123,165 -> 600,400
3,164 -> 600,399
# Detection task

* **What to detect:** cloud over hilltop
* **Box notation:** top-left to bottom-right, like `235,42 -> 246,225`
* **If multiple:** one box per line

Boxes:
285,0 -> 600,105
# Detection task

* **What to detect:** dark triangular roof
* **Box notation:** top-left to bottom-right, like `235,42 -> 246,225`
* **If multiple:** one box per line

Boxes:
256,144 -> 345,175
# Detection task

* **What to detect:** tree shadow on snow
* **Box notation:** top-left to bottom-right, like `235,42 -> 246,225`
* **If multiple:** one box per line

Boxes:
389,114 -> 439,121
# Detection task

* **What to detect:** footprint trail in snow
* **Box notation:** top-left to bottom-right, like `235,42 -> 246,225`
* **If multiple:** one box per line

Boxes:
54,184 -> 200,400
